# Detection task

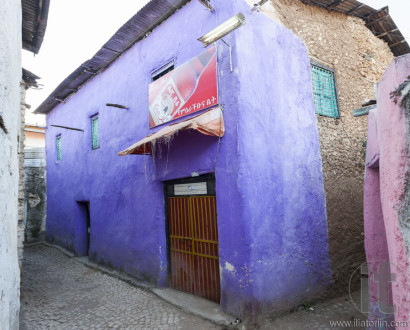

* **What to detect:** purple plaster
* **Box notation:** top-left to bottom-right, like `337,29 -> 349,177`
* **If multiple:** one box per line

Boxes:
45,0 -> 331,320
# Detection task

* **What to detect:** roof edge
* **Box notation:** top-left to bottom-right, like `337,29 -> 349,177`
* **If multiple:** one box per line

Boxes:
35,0 -> 191,114
22,0 -> 51,54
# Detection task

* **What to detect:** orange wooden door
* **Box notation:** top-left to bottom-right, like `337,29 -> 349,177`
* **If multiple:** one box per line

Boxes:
168,196 -> 220,303
169,197 -> 195,295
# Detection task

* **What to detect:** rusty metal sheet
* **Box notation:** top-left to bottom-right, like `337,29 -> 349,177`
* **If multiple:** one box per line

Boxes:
22,0 -> 50,54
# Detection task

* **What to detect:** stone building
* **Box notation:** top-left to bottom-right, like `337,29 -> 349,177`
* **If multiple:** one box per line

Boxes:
0,0 -> 49,328
247,0 -> 408,294
19,70 -> 42,266
37,0 -> 333,321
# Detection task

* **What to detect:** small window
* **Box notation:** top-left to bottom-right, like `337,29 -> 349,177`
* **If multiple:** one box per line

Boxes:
311,63 -> 339,118
151,61 -> 174,81
91,115 -> 100,150
56,135 -> 62,160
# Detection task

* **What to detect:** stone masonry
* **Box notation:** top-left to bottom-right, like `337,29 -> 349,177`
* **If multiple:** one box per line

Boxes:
18,86 -> 28,268
247,0 -> 395,295
24,148 -> 47,243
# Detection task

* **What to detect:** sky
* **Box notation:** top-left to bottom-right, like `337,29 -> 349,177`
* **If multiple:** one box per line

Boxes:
23,0 -> 410,126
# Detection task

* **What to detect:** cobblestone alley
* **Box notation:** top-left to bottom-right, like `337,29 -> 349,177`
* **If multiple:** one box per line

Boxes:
21,244 -> 368,329
20,245 -> 220,329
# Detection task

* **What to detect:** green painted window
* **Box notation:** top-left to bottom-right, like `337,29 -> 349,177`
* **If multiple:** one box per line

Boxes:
56,135 -> 62,160
311,63 -> 339,118
91,115 -> 100,150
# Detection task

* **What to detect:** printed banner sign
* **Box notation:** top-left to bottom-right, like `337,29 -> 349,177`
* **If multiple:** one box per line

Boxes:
149,46 -> 218,128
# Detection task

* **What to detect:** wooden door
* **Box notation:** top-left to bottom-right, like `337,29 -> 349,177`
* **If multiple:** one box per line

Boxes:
168,196 -> 220,303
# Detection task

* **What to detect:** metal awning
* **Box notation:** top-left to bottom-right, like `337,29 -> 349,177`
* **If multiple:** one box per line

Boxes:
118,107 -> 224,156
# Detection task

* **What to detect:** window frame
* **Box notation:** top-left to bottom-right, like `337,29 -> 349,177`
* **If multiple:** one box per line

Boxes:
310,61 -> 340,119
151,60 -> 175,82
91,114 -> 100,150
56,134 -> 62,161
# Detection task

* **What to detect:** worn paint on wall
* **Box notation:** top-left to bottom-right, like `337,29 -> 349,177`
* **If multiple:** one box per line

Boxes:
375,55 -> 410,324
0,0 -> 22,328
364,55 -> 410,325
363,157 -> 392,324
253,0 -> 395,294
45,0 -> 330,320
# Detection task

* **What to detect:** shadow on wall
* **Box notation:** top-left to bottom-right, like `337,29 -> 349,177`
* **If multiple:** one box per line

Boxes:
364,55 -> 410,325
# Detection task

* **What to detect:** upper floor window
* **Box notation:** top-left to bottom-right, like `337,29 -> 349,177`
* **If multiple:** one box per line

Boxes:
56,135 -> 62,160
311,63 -> 339,118
151,60 -> 174,82
91,115 -> 100,150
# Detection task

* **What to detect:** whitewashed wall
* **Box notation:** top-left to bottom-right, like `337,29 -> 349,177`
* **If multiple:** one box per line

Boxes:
0,0 -> 22,328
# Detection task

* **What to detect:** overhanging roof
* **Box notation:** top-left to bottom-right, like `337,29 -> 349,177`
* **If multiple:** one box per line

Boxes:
34,0 -> 191,115
118,107 -> 224,155
22,0 -> 50,54
301,0 -> 409,57
22,68 -> 41,88
35,0 -> 409,115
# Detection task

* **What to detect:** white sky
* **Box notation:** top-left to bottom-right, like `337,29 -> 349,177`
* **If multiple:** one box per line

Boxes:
23,0 -> 410,126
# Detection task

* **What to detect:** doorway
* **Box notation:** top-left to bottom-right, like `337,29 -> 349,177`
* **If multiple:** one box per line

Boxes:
164,175 -> 220,303
76,201 -> 90,256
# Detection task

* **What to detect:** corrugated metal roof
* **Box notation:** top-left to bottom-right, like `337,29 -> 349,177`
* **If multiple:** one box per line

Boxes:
301,0 -> 410,56
22,68 -> 40,88
22,0 -> 50,54
24,148 -> 46,167
35,0 -> 409,115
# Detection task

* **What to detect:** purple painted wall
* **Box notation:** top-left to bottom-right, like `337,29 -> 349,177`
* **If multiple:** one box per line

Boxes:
45,0 -> 331,320
364,54 -> 410,326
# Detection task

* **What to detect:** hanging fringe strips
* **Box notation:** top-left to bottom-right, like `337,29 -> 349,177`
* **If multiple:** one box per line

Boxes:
118,107 -> 224,156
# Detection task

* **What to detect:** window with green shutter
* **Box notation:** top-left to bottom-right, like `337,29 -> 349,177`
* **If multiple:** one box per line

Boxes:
311,63 -> 339,118
91,115 -> 100,150
56,135 -> 62,160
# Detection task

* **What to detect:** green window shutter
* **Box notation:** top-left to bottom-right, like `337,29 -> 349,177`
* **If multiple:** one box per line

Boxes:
311,63 -> 339,118
91,116 -> 100,150
56,135 -> 62,160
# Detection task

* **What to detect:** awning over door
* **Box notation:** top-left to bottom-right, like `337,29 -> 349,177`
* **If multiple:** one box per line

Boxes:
118,107 -> 224,156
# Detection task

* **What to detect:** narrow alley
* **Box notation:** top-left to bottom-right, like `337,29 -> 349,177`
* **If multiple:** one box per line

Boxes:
20,245 -> 220,329
2,0 -> 408,328
20,244 -> 370,329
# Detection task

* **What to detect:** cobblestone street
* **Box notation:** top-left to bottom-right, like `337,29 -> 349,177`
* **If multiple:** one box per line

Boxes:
20,245 -> 220,329
20,244 -> 368,330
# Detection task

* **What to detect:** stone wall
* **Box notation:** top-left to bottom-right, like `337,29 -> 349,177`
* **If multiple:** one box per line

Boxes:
0,0 -> 22,328
18,87 -> 27,268
251,0 -> 395,294
24,148 -> 47,243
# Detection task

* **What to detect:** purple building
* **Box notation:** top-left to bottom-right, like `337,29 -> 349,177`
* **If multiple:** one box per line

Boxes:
36,0 -> 331,320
